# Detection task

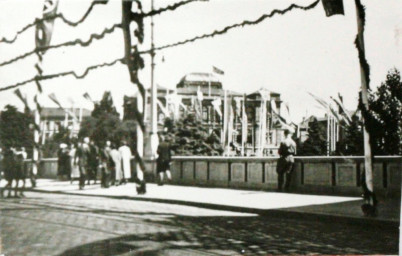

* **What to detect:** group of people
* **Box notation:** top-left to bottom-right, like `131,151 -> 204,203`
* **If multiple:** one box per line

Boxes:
0,146 -> 34,198
58,138 -> 134,190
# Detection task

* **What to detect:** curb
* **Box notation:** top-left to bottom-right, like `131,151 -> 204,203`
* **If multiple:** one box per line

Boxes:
28,188 -> 399,229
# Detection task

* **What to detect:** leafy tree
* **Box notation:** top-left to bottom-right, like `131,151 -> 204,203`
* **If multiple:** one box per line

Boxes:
165,114 -> 223,156
0,105 -> 33,151
336,114 -> 364,155
78,91 -> 121,147
113,120 -> 137,150
299,118 -> 327,156
362,68 -> 402,155
41,126 -> 71,158
91,91 -> 119,118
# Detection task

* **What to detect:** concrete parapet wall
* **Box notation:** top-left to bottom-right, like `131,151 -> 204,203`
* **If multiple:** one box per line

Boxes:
34,156 -> 401,197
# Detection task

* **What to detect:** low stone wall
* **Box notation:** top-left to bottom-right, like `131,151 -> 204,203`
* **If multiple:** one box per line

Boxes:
35,156 -> 401,197
163,156 -> 402,197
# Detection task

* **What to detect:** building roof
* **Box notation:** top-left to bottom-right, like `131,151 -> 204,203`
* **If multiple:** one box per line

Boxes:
179,72 -> 221,84
247,87 -> 280,97
40,107 -> 91,119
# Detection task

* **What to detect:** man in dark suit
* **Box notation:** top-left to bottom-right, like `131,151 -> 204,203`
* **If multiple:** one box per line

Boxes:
156,134 -> 172,186
276,129 -> 296,192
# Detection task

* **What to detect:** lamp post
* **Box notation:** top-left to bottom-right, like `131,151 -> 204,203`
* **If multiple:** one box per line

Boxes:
149,0 -> 159,159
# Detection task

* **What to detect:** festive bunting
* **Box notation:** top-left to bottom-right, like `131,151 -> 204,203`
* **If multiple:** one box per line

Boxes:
211,97 -> 222,118
213,66 -> 224,75
322,0 -> 344,17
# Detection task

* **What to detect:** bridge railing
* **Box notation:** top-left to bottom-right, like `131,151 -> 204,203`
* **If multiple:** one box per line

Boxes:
30,156 -> 402,197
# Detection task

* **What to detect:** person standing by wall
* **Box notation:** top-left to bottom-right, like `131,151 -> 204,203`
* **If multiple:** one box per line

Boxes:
69,142 -> 80,184
1,147 -> 16,197
15,147 -> 27,197
100,142 -> 111,188
156,133 -> 172,186
87,140 -> 99,185
276,129 -> 296,192
75,139 -> 89,190
119,140 -> 132,184
110,143 -> 122,185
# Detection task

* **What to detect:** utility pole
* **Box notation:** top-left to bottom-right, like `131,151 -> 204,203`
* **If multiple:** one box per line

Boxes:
150,0 -> 158,159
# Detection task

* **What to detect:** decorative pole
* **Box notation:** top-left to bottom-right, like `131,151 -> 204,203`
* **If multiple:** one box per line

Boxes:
121,0 -> 147,194
354,0 -> 375,214
150,0 -> 159,159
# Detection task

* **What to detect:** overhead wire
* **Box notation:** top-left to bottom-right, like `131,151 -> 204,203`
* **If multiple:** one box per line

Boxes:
0,57 -> 124,92
0,23 -> 122,67
0,0 -> 109,44
139,0 -> 320,54
0,0 -> 320,92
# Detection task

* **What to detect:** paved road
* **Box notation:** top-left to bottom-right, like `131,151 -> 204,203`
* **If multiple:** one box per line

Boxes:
0,191 -> 398,255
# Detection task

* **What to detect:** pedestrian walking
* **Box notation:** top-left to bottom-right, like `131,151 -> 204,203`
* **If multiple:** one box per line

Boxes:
1,147 -> 17,198
100,142 -> 111,188
110,143 -> 122,185
87,140 -> 99,185
276,129 -> 296,192
57,143 -> 70,180
75,140 -> 89,190
14,147 -> 27,197
119,140 -> 132,184
156,134 -> 172,186
69,143 -> 80,183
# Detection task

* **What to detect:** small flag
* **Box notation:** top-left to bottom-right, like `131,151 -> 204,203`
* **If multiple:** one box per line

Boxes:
156,99 -> 169,117
322,0 -> 344,17
14,89 -> 30,110
331,96 -> 352,124
212,66 -> 224,75
258,88 -> 270,101
34,95 -> 43,114
211,98 -> 222,118
36,0 -> 59,50
49,93 -> 78,121
197,86 -> 204,102
48,93 -> 62,108
83,92 -> 95,104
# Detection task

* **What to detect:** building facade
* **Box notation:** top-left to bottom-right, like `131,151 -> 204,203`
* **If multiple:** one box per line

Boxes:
124,72 -> 291,156
39,107 -> 91,143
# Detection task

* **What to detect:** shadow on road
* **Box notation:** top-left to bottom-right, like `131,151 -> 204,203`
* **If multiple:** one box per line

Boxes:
57,214 -> 399,256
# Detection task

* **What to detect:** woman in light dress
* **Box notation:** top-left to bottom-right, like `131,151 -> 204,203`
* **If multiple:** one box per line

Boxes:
118,140 -> 132,184
110,143 -> 122,185
69,143 -> 80,183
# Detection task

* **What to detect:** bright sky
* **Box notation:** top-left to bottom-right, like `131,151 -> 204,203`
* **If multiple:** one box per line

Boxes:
0,0 -> 401,122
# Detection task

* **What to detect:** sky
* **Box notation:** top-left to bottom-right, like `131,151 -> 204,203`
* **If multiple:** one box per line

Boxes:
0,0 -> 401,122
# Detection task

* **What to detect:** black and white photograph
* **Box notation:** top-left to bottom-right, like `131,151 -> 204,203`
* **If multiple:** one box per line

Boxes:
0,0 -> 401,255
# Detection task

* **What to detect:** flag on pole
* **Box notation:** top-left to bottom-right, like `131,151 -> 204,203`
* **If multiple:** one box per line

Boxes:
212,66 -> 224,75
156,99 -> 169,117
194,87 -> 203,120
322,0 -> 344,17
34,0 -> 59,92
49,93 -> 78,121
241,94 -> 248,156
211,97 -> 222,118
331,96 -> 352,123
33,95 -> 42,114
14,89 -> 30,111
36,0 -> 59,50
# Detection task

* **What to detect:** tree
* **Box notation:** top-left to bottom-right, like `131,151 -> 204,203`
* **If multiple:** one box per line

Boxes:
363,68 -> 402,155
0,105 -> 33,150
91,91 -> 119,118
78,91 -> 121,147
165,114 -> 224,156
336,114 -> 364,155
41,126 -> 71,158
299,118 -> 327,156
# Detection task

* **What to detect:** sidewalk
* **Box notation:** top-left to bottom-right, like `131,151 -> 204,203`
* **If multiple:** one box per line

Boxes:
24,179 -> 401,227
